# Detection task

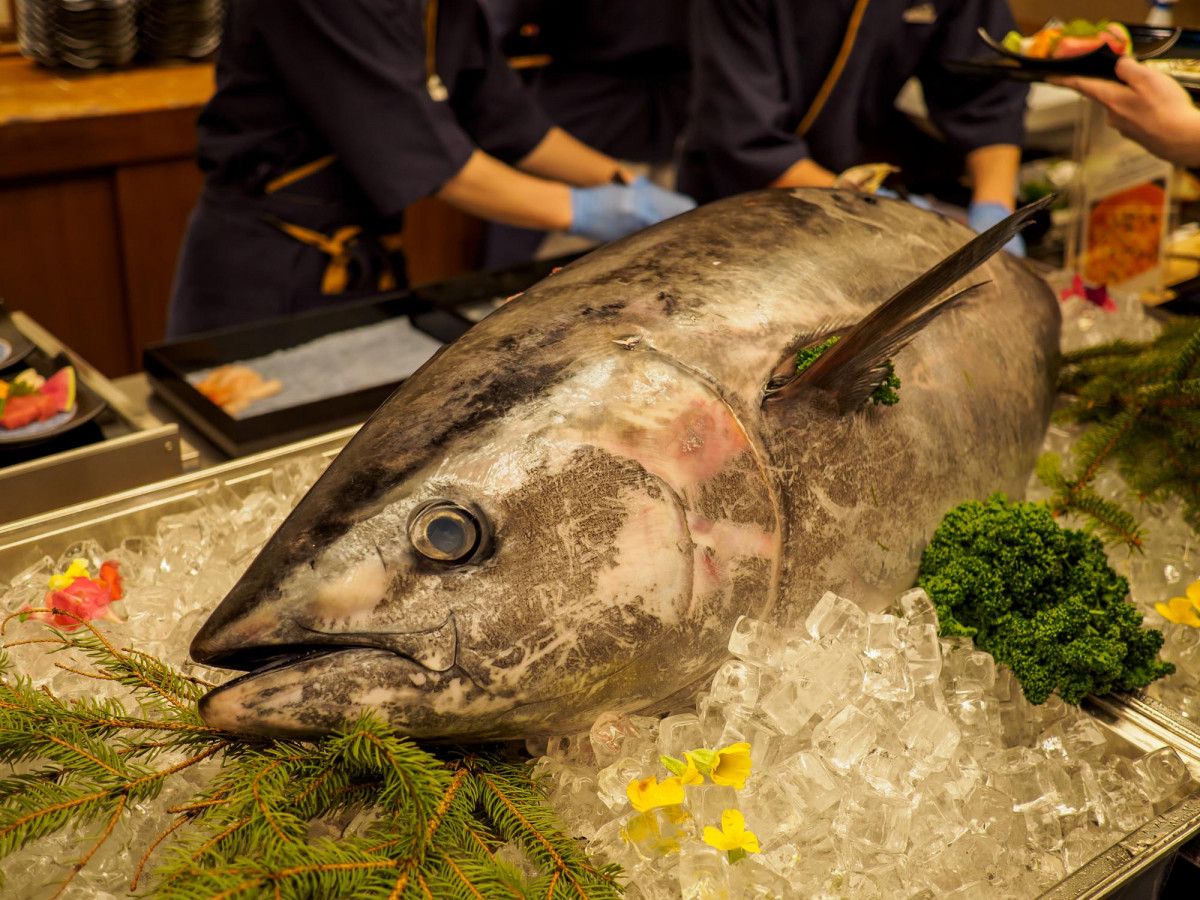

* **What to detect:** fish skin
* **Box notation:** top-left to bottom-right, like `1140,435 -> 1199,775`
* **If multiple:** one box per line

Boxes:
190,188 -> 1060,740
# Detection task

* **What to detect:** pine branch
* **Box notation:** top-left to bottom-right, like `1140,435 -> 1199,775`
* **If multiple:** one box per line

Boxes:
0,606 -> 622,899
1045,319 -> 1200,546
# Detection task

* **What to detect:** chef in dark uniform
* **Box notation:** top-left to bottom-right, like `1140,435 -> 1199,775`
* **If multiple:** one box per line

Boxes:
167,0 -> 694,338
480,0 -> 692,266
679,0 -> 1029,253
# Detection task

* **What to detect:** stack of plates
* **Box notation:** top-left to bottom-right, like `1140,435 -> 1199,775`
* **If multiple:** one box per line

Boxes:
140,0 -> 223,62
17,0 -> 138,70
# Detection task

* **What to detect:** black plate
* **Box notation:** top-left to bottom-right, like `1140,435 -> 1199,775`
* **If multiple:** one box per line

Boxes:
0,302 -> 36,372
978,24 -> 1181,70
0,353 -> 106,449
949,24 -> 1195,90
944,55 -> 1200,100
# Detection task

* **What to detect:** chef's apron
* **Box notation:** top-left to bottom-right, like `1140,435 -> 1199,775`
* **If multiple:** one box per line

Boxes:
166,155 -> 407,339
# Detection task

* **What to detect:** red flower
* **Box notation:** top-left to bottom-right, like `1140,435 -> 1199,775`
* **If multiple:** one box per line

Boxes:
23,559 -> 124,631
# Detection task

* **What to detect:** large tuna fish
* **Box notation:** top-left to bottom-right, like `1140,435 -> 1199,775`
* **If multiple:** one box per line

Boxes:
191,189 -> 1059,740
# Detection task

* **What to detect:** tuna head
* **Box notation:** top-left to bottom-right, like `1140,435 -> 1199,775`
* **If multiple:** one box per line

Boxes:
191,341 -> 779,740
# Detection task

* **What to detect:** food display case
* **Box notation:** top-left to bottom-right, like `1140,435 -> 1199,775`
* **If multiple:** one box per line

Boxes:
1,435 -> 1200,898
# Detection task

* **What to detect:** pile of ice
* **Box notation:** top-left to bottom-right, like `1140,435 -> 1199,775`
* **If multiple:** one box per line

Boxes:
534,590 -> 1192,900
0,454 -> 330,899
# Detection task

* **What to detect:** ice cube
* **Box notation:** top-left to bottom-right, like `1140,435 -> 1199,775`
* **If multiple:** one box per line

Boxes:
902,624 -> 942,684
778,750 -> 843,814
863,648 -> 915,701
678,841 -> 728,900
805,591 -> 869,650
1024,801 -> 1064,852
759,677 -> 824,736
897,587 -> 939,628
866,613 -> 902,656
728,616 -> 785,668
960,651 -> 996,690
1131,746 -> 1188,803
860,743 -> 916,798
658,713 -> 705,761
813,705 -> 878,773
719,708 -> 777,770
589,711 -> 636,767
596,757 -> 645,811
1035,722 -> 1069,763
833,787 -> 912,854
546,732 -> 594,764
899,707 -> 961,774
963,784 -> 1019,844
683,782 -> 738,831
709,658 -> 762,708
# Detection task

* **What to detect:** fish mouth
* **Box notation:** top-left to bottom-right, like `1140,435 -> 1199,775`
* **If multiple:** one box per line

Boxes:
196,647 -> 510,739
193,614 -> 459,675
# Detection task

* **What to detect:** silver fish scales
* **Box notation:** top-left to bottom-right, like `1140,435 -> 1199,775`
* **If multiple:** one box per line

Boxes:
190,189 -> 1060,740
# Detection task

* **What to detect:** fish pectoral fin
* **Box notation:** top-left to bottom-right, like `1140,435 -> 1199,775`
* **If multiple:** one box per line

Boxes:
764,195 -> 1053,413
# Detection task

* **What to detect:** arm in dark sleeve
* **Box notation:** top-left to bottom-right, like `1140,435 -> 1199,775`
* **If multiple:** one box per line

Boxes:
687,0 -> 812,196
918,0 -> 1028,152
450,3 -> 554,164
254,0 -> 476,219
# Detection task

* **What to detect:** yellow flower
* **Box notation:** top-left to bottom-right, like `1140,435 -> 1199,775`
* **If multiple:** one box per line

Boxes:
705,743 -> 753,789
680,756 -> 704,786
48,559 -> 91,592
1156,580 -> 1200,628
626,774 -> 685,812
702,808 -> 760,858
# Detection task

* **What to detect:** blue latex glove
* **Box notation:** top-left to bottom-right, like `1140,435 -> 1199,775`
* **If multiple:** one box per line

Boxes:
568,176 -> 696,243
968,200 -> 1026,258
875,186 -> 935,212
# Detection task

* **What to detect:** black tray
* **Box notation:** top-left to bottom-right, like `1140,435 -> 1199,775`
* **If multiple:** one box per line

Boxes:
0,351 -> 106,452
143,257 -> 574,458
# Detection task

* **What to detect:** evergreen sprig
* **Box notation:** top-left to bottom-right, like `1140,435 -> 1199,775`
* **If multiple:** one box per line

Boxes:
1040,318 -> 1200,547
0,612 -> 623,899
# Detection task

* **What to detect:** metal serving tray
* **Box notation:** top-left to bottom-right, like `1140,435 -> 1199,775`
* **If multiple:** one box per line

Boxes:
1,433 -> 1200,898
0,311 -> 182,524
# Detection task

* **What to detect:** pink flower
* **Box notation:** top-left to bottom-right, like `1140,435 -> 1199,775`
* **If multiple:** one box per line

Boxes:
23,559 -> 124,631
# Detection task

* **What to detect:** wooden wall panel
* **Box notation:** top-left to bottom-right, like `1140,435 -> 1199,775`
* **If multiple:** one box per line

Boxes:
115,159 -> 204,356
0,173 -> 132,375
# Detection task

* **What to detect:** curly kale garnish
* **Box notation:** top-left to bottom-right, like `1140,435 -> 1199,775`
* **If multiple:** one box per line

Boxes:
918,493 -> 1174,704
796,336 -> 900,406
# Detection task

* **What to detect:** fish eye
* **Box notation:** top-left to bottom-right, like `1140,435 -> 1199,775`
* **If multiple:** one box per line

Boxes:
408,501 -> 486,564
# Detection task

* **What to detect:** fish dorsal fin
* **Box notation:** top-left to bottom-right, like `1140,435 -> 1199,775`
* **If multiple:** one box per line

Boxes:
764,195 -> 1054,413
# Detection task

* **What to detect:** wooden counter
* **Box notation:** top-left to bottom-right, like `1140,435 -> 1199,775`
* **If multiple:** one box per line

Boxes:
0,55 -> 483,378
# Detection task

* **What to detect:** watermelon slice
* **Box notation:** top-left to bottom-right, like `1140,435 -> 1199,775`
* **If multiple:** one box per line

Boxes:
42,366 -> 76,413
0,365 -> 76,430
1,393 -> 59,429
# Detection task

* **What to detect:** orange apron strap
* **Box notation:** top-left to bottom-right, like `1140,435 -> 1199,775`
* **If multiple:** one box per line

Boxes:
268,218 -> 364,294
796,0 -> 871,138
264,153 -> 338,195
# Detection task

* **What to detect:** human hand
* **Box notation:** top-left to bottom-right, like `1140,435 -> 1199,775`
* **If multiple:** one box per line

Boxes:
568,176 -> 697,243
967,200 -> 1025,258
1052,57 -> 1200,167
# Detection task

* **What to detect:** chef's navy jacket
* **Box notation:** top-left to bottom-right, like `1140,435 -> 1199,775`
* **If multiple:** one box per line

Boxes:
167,0 -> 553,338
484,0 -> 690,164
678,0 -> 1029,204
